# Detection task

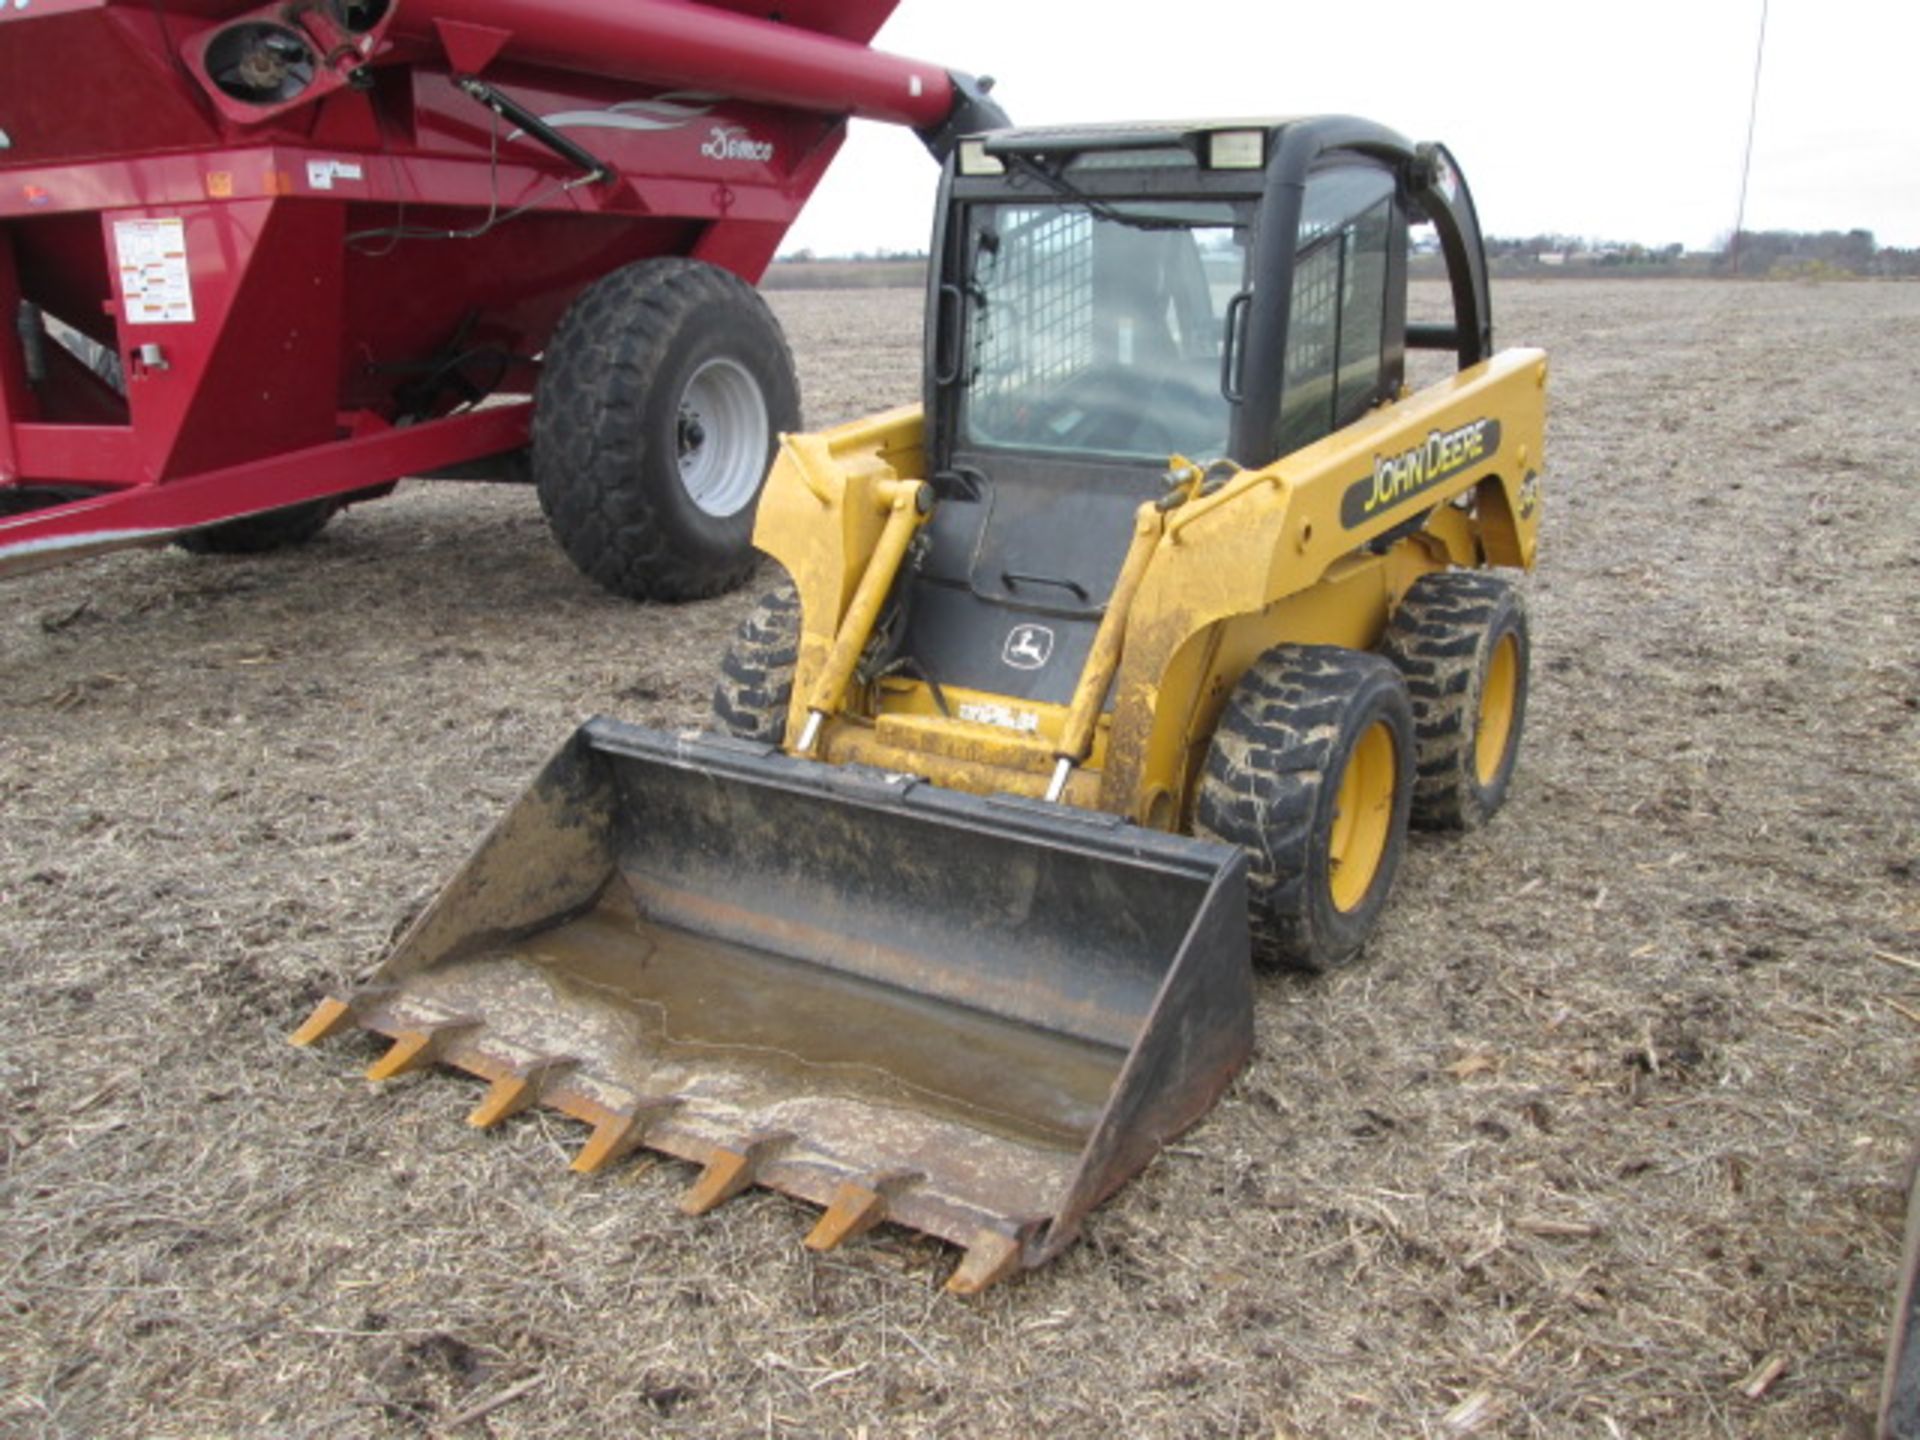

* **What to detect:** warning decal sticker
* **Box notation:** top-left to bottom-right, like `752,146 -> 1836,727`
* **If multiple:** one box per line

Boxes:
112,218 -> 195,325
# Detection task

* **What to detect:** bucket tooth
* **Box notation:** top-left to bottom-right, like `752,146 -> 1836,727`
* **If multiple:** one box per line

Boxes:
570,1096 -> 684,1175
289,996 -> 355,1048
679,1131 -> 793,1216
467,1056 -> 578,1129
365,1017 -> 480,1082
946,1228 -> 1026,1296
804,1171 -> 924,1253
288,987 -> 395,1047
805,1181 -> 887,1252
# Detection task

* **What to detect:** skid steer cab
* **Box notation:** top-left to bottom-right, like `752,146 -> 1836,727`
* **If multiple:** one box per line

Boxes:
298,116 -> 1547,1294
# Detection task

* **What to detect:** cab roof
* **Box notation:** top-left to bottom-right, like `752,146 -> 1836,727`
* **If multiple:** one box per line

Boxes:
974,115 -> 1414,163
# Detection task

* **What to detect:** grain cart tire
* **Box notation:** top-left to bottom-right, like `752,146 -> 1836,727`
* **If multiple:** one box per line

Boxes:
533,257 -> 800,602
1196,645 -> 1414,972
1381,570 -> 1530,830
709,577 -> 801,743
175,500 -> 336,555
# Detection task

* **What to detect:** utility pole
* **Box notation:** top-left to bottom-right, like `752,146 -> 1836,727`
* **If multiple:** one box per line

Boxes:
1730,0 -> 1769,277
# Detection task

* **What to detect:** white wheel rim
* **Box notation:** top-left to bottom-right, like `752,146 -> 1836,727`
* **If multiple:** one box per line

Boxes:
675,358 -> 769,517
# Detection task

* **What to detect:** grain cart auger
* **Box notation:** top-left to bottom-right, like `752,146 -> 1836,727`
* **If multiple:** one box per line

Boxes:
0,0 -> 1005,597
297,117 -> 1548,1293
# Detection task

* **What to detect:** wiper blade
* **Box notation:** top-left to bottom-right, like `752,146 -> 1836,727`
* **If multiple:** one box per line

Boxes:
1003,154 -> 1196,231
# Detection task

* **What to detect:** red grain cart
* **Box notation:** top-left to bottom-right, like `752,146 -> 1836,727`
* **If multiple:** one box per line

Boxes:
0,0 -> 1001,596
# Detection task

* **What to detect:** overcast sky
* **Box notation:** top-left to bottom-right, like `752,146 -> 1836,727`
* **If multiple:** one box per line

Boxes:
782,0 -> 1919,257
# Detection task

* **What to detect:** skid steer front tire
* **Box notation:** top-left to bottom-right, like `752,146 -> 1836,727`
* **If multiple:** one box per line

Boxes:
533,257 -> 800,602
709,578 -> 800,744
1196,646 -> 1415,972
1381,570 -> 1531,830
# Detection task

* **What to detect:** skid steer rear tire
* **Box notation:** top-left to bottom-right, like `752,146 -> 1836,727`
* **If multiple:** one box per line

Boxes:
1195,645 -> 1414,972
175,500 -> 336,555
1381,570 -> 1530,830
533,257 -> 799,602
709,578 -> 800,744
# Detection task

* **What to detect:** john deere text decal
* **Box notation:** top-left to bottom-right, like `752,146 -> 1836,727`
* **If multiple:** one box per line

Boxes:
1341,418 -> 1500,528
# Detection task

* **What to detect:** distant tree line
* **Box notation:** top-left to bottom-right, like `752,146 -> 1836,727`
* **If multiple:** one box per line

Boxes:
775,248 -> 928,265
777,233 -> 1920,282
1483,234 -> 1685,266
763,252 -> 928,290
1479,229 -> 1920,278
1718,228 -> 1920,278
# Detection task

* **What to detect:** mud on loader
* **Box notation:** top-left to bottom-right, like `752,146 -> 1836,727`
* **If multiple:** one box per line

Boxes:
296,116 -> 1547,1293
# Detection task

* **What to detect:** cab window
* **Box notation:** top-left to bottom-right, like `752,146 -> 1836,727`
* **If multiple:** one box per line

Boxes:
960,199 -> 1253,462
1275,166 -> 1396,456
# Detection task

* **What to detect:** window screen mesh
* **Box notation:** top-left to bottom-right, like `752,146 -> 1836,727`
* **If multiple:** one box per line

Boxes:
1275,240 -> 1340,454
969,208 -> 1094,426
1336,200 -> 1391,418
1275,175 -> 1395,456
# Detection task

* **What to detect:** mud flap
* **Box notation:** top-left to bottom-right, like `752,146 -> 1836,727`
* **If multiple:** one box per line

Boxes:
295,718 -> 1252,1292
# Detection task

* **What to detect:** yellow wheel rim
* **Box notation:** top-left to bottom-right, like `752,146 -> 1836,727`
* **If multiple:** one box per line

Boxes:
1474,633 -> 1520,787
1328,720 -> 1397,913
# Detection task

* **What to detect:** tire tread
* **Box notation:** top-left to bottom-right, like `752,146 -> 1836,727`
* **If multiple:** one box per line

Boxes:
709,579 -> 800,743
1195,645 -> 1413,972
1380,569 -> 1530,830
532,258 -> 798,602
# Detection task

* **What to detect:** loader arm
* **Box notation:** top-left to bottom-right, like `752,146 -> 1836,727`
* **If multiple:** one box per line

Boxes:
752,406 -> 932,744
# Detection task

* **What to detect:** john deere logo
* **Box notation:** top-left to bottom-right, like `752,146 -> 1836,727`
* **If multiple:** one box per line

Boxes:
1002,623 -> 1054,670
1518,470 -> 1540,520
1342,417 -> 1501,528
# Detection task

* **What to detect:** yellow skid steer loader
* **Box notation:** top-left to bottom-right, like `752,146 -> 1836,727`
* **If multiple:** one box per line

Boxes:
297,116 -> 1547,1293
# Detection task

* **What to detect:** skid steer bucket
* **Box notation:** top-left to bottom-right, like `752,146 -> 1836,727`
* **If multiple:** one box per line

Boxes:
295,719 -> 1252,1292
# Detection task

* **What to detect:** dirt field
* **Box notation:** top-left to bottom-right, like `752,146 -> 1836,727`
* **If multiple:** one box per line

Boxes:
2,278 -> 1916,1439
